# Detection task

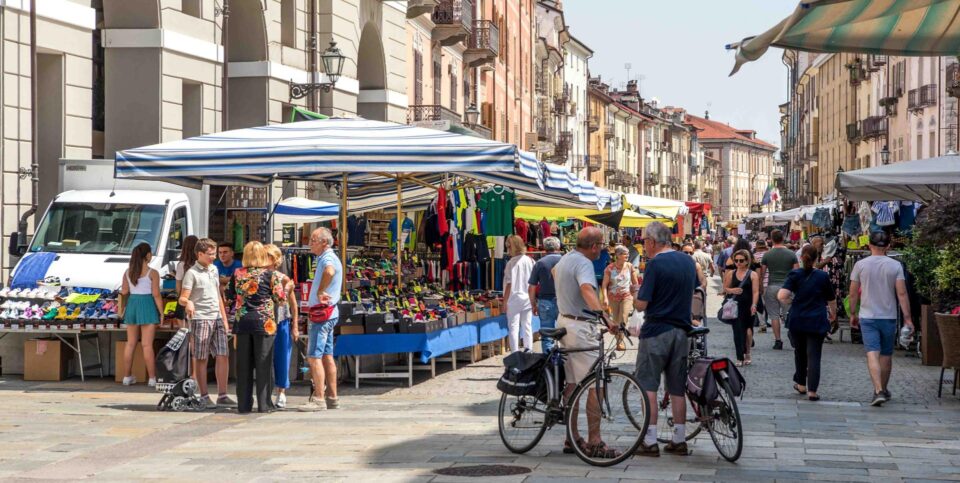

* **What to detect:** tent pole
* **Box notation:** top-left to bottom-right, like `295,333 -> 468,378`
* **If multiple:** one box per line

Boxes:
397,178 -> 403,287
341,174 -> 347,288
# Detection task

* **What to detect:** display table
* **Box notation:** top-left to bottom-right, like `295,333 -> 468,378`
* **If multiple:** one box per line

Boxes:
333,315 -> 541,388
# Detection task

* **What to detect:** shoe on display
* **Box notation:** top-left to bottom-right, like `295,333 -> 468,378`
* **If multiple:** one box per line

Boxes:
276,393 -> 287,409
0,287 -> 9,297
122,376 -> 137,386
298,396 -> 327,412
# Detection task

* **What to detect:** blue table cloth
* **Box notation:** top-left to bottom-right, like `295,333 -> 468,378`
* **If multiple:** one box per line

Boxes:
470,315 -> 541,344
335,323 -> 478,363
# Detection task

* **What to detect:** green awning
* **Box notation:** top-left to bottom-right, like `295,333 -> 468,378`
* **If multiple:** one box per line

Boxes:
728,0 -> 960,75
289,106 -> 329,122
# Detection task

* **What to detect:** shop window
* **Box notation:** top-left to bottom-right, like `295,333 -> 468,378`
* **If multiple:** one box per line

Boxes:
281,0 -> 296,48
183,0 -> 201,17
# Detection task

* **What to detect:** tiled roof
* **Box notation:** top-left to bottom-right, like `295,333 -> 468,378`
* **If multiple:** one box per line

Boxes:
684,114 -> 777,150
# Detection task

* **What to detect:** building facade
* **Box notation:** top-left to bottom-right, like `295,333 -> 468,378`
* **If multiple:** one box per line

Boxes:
533,0 -> 568,162
477,0 -> 535,146
564,34 -> 591,179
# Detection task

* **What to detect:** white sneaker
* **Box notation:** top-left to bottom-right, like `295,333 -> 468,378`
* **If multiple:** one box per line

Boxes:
122,376 -> 136,386
298,395 -> 326,412
276,392 -> 287,409
147,378 -> 156,387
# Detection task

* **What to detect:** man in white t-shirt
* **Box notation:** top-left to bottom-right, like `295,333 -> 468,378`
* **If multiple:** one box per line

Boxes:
849,231 -> 914,407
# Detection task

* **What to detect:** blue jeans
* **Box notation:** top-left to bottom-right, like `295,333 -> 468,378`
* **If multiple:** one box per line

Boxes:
537,298 -> 558,354
307,317 -> 338,357
273,320 -> 293,389
860,318 -> 897,355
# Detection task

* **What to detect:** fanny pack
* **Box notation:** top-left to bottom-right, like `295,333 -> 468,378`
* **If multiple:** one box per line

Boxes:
308,304 -> 334,323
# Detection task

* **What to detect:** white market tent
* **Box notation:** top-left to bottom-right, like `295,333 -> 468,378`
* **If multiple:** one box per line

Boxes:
836,153 -> 960,201
746,201 -> 835,224
624,194 -> 688,220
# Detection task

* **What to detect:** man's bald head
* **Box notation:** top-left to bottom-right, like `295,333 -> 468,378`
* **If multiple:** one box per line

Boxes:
576,226 -> 603,249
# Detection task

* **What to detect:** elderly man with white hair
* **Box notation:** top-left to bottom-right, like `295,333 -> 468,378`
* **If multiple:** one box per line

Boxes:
298,227 -> 343,412
527,236 -> 563,353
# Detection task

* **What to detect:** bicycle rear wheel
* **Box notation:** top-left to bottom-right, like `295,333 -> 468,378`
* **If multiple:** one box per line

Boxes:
655,386 -> 703,443
566,369 -> 648,467
707,379 -> 744,462
498,392 -> 549,454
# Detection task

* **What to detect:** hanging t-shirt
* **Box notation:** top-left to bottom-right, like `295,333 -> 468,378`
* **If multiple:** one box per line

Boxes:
477,187 -> 517,236
388,216 -> 415,250
232,220 -> 244,252
346,215 -> 367,246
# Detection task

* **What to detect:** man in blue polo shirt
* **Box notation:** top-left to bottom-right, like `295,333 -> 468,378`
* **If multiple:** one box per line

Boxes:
214,243 -> 243,292
633,222 -> 699,457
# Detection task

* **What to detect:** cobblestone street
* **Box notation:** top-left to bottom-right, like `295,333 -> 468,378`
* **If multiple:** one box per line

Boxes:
1,277 -> 959,482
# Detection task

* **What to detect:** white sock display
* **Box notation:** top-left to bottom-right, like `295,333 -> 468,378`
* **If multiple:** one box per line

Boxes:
645,426 -> 657,446
673,423 -> 686,444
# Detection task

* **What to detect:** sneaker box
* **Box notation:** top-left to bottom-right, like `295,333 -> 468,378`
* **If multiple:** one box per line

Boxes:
24,338 -> 70,381
364,313 -> 397,334
338,324 -> 364,335
400,317 -> 429,333
339,311 -> 364,327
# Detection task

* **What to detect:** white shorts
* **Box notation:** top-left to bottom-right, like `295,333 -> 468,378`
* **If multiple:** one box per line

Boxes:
557,315 -> 600,384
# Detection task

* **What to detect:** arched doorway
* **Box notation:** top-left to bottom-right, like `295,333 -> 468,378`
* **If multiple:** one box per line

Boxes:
357,23 -> 387,121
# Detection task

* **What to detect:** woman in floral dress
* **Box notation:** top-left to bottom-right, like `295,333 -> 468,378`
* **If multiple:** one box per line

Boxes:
227,241 -> 287,414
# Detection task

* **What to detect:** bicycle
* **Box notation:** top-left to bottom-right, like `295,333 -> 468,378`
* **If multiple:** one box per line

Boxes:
655,325 -> 744,462
497,310 -> 650,467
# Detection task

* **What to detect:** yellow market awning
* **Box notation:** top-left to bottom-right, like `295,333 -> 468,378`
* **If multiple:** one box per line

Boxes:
516,205 -> 674,228
728,0 -> 960,75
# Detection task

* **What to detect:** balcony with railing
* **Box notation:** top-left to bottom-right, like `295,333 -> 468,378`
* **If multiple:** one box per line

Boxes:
536,119 -> 554,142
464,19 -> 499,68
407,104 -> 462,124
908,84 -> 937,110
646,172 -> 660,186
554,131 -> 572,158
605,159 -> 618,174
586,154 -> 602,172
603,124 -> 614,139
587,115 -> 599,132
861,115 -> 888,139
846,122 -> 861,143
554,87 -> 569,116
948,62 -> 960,97
432,0 -> 473,47
407,0 -> 439,18
668,175 -> 681,187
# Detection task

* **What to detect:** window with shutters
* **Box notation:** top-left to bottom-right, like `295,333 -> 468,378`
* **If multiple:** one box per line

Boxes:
450,65 -> 458,111
463,73 -> 470,109
414,50 -> 423,105
433,58 -> 442,105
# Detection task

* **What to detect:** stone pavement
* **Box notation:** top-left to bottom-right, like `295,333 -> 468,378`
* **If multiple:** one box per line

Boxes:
0,276 -> 959,482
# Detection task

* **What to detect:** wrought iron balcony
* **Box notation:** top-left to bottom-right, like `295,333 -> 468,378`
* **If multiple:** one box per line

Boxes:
948,63 -> 960,98
605,159 -> 618,174
586,154 -> 602,172
536,119 -> 554,141
432,0 -> 473,47
668,175 -> 681,187
846,122 -> 861,143
603,124 -> 614,139
908,84 -> 937,110
646,172 -> 660,186
464,19 -> 499,68
554,87 -> 569,116
555,131 -> 572,156
407,104 -> 462,124
407,0 -> 439,19
861,115 -> 888,139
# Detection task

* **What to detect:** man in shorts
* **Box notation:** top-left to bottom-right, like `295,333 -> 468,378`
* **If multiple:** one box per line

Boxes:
299,227 -> 343,412
179,238 -> 234,408
633,222 -> 699,456
849,231 -> 914,407
552,226 -> 617,454
760,229 -> 799,350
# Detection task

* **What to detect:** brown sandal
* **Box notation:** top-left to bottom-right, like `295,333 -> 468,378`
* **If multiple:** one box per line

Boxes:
563,436 -> 586,454
584,441 -> 620,459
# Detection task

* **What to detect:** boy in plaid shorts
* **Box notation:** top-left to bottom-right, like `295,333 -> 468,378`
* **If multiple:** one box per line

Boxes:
179,238 -> 235,408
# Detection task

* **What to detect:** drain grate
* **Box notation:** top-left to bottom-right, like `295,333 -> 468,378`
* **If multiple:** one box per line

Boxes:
434,464 -> 532,477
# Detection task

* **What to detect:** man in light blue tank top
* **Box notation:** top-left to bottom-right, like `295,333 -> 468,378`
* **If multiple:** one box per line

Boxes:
299,227 -> 343,412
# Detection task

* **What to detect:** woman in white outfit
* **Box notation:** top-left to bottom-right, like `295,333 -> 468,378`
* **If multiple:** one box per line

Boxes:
503,235 -> 534,352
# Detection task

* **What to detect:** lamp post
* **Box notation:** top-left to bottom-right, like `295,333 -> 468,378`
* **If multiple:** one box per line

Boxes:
880,145 -> 890,165
464,103 -> 480,127
290,41 -> 346,99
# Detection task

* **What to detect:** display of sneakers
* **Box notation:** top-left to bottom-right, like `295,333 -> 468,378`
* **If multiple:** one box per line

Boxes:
0,287 -> 10,297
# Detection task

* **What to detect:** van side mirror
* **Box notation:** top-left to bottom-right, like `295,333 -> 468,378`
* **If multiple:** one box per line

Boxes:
8,232 -> 26,257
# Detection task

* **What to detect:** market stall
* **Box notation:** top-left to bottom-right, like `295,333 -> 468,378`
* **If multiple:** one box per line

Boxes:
836,153 -> 960,202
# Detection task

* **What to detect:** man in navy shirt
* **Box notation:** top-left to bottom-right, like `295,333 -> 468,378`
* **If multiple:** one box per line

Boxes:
633,222 -> 699,457
527,236 -> 563,353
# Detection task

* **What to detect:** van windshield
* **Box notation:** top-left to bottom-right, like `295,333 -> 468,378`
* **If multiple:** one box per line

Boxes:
30,203 -> 165,255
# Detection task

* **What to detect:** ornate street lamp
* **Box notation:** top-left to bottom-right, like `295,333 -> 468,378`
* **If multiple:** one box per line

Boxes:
880,145 -> 890,164
464,104 -> 480,126
290,41 -> 346,99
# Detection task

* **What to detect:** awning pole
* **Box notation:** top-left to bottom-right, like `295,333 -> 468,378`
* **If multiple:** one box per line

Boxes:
341,174 -> 348,290
396,177 -> 403,287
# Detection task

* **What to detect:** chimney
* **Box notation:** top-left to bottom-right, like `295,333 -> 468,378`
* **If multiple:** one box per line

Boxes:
704,110 -> 710,120
626,79 -> 638,94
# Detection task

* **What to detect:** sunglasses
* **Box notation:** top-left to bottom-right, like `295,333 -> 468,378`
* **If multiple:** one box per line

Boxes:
683,251 -> 694,255
734,258 -> 747,263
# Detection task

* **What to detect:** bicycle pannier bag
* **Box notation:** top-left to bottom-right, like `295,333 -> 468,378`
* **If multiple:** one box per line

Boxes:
686,358 -> 719,406
497,351 -> 546,397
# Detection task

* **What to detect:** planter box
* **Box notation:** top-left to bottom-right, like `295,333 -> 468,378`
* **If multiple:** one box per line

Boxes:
922,305 -> 943,366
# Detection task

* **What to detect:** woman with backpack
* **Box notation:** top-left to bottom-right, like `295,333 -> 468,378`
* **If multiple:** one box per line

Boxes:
722,249 -> 759,366
777,245 -> 837,401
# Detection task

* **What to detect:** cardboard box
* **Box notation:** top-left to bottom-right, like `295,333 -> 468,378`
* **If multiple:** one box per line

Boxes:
24,339 -> 70,381
456,311 -> 467,325
339,325 -> 365,335
467,311 -> 482,323
490,307 -> 501,317
115,341 -> 148,383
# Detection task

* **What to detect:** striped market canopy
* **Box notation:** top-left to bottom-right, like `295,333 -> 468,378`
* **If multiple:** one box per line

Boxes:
115,118 -> 519,188
728,0 -> 960,75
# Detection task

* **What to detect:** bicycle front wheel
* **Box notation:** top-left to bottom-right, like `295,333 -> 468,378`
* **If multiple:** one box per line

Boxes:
498,392 -> 549,454
655,386 -> 703,444
566,369 -> 649,467
707,379 -> 744,462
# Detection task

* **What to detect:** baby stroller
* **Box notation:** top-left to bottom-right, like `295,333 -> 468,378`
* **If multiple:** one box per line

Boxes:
155,327 -> 204,411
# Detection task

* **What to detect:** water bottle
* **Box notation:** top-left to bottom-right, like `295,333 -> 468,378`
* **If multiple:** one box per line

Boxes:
898,325 -> 913,348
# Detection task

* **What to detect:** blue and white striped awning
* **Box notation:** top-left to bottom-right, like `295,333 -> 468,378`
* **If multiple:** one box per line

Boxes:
272,197 -> 339,224
115,118 -> 520,189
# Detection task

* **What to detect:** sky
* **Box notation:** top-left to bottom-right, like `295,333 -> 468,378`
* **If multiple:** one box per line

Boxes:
561,0 -> 796,150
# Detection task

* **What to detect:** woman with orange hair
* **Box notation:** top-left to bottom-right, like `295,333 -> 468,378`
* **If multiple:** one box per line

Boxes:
227,241 -> 288,413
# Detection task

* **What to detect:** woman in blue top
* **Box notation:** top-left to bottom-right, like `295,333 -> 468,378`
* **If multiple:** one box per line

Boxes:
778,245 -> 837,401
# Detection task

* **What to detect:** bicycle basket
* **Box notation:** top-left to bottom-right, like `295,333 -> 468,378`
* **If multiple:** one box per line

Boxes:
497,351 -> 547,397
